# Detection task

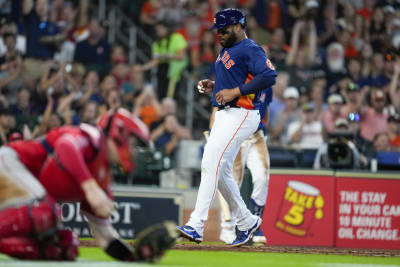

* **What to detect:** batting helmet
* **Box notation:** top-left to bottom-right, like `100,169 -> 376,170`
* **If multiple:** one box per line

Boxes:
98,108 -> 149,173
210,8 -> 246,30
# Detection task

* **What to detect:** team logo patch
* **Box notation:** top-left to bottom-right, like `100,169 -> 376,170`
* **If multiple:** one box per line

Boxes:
266,59 -> 275,70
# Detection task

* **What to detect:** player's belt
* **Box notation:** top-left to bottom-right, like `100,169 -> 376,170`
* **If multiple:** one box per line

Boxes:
40,139 -> 54,154
217,105 -> 240,111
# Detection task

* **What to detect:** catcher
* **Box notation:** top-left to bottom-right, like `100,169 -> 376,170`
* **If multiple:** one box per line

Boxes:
0,108 -> 176,261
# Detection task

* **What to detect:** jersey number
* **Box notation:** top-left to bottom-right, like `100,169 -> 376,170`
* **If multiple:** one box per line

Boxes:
221,51 -> 235,70
225,59 -> 235,69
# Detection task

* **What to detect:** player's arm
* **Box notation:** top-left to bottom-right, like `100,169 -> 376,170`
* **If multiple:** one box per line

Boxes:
238,47 -> 277,96
81,208 -> 136,261
216,47 -> 276,104
54,135 -> 114,218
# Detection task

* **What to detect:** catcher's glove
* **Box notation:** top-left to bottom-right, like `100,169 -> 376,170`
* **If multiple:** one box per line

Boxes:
133,221 -> 178,262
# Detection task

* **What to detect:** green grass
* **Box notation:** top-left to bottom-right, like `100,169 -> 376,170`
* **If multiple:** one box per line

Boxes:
0,246 -> 399,267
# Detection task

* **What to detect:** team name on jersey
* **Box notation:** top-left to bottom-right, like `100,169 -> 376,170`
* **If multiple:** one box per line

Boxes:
217,51 -> 235,70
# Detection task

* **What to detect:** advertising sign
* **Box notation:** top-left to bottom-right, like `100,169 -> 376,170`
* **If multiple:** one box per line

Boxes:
62,192 -> 182,239
263,173 -> 335,246
335,177 -> 400,249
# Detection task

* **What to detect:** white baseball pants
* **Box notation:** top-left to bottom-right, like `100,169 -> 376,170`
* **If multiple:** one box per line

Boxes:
187,108 -> 260,236
0,147 -> 46,210
232,129 -> 270,206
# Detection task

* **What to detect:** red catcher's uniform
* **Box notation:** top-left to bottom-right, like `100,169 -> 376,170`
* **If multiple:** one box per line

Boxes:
8,124 -> 112,214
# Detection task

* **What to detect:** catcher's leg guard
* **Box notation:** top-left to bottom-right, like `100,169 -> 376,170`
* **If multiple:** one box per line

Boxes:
41,229 -> 79,261
0,196 -> 61,239
0,229 -> 79,261
133,221 -> 178,262
0,237 -> 40,259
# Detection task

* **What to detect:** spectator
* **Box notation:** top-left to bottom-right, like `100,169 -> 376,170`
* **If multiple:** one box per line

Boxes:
99,89 -> 122,115
133,85 -> 162,128
363,132 -> 393,163
317,4 -> 338,46
322,42 -> 346,96
322,94 -> 345,134
268,72 -> 289,124
359,43 -> 374,79
140,20 -> 188,99
75,70 -> 102,109
285,20 -> 317,92
368,7 -> 386,52
0,107 -> 15,145
389,58 -> 400,112
270,87 -> 301,145
287,0 -> 308,25
177,14 -> 204,73
309,78 -> 328,119
360,52 -> 390,87
0,21 -> 26,60
314,118 -> 361,169
0,51 -> 30,105
264,28 -> 289,71
359,89 -> 388,142
156,0 -> 186,25
287,103 -> 323,149
98,74 -> 117,107
122,64 -> 146,106
9,88 -> 38,132
52,1 -> 76,63
198,31 -> 217,79
347,58 -> 362,85
246,16 -> 270,48
77,100 -> 98,125
74,18 -> 111,77
340,82 -> 366,118
111,45 -> 129,89
22,0 -> 62,80
387,115 -> 400,150
150,113 -> 191,156
139,0 -> 162,29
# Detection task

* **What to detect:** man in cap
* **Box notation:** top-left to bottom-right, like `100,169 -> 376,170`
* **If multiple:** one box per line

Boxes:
0,108 -> 176,261
322,94 -> 345,134
177,8 -> 276,247
287,103 -> 323,149
359,89 -> 388,142
270,87 -> 300,144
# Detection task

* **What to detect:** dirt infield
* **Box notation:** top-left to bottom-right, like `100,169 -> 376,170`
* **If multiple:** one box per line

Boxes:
80,240 -> 400,257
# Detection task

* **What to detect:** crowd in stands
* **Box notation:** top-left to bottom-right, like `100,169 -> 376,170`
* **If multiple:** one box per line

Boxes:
0,0 -> 399,172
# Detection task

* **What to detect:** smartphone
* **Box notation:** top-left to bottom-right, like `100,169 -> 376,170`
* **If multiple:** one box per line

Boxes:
348,112 -> 360,122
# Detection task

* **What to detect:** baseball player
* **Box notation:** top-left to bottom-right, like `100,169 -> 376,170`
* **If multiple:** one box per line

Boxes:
0,108 -> 176,261
218,88 -> 272,245
177,8 -> 276,247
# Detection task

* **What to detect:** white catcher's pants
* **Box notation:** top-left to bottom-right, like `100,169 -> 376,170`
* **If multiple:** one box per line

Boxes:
0,147 -> 46,210
187,108 -> 260,236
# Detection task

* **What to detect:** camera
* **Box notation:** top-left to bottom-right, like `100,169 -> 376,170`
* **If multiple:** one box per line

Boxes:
327,131 -> 354,169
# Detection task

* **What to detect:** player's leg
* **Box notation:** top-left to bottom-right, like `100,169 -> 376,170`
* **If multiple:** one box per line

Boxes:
0,147 -> 61,240
215,110 -> 262,246
246,130 -> 270,243
218,142 -> 250,244
179,109 -> 259,241
0,229 -> 79,260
